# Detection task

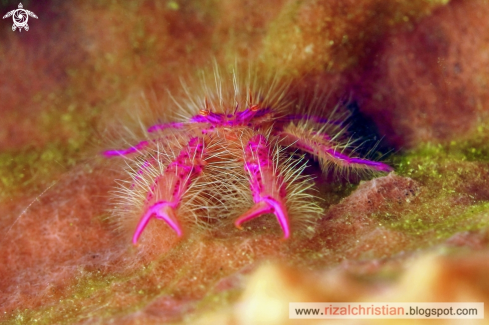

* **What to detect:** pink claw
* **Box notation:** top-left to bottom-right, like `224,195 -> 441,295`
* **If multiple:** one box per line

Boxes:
236,135 -> 291,239
235,197 -> 290,239
132,202 -> 182,244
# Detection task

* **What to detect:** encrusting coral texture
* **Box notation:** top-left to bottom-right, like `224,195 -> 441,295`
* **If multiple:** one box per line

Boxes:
1,0 -> 489,324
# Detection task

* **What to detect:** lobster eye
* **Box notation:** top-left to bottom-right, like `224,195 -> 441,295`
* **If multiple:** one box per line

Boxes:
199,109 -> 210,116
250,105 -> 260,112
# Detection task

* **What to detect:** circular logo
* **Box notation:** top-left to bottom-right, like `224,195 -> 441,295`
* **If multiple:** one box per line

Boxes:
2,3 -> 38,32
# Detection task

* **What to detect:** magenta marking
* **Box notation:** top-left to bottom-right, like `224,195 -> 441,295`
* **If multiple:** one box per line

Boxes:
104,140 -> 149,157
137,160 -> 152,176
325,148 -> 393,172
235,108 -> 257,123
190,115 -> 209,123
188,107 -> 273,127
244,134 -> 273,201
147,122 -> 185,133
131,159 -> 154,190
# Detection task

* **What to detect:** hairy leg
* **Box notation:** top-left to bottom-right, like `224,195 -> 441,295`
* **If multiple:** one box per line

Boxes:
132,137 -> 206,244
279,127 -> 393,172
235,134 -> 291,239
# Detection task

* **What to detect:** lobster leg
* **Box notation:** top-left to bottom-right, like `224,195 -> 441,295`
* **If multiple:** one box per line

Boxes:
279,129 -> 393,172
132,137 -> 206,244
235,135 -> 291,239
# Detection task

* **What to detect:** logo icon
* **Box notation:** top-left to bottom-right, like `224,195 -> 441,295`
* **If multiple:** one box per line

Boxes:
3,3 -> 38,32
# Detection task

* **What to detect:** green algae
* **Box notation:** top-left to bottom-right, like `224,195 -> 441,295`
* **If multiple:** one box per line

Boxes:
372,128 -> 489,241
0,145 -> 70,199
7,272 -> 125,325
0,105 -> 98,201
374,200 -> 489,238
0,143 -> 79,201
5,262 -> 167,325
